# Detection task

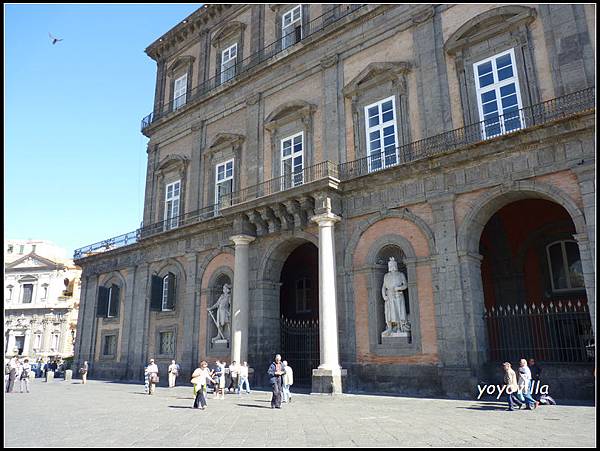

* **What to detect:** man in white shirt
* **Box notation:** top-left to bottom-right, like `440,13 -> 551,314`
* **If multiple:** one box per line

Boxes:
5,357 -> 18,393
20,359 -> 31,393
237,361 -> 250,395
168,360 -> 179,388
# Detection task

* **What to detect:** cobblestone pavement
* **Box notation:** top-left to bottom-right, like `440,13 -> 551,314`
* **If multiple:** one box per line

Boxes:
4,379 -> 596,447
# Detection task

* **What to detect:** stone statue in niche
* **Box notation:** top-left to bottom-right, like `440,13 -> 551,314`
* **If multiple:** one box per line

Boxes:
381,257 -> 410,337
208,283 -> 231,343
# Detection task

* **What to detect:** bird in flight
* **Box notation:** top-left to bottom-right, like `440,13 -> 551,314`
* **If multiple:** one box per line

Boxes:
49,32 -> 63,45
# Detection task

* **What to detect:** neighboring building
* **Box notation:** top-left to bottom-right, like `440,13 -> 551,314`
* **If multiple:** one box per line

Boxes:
73,5 -> 595,398
4,240 -> 81,360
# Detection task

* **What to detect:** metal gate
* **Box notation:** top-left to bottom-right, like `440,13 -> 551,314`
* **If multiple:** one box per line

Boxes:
280,316 -> 319,386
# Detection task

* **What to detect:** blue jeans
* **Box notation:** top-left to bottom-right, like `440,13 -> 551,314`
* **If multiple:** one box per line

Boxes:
516,391 -> 536,407
237,376 -> 250,394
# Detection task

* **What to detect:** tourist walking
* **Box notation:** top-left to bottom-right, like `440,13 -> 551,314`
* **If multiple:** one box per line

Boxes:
191,361 -> 214,410
282,360 -> 294,403
6,357 -> 18,393
237,361 -> 251,395
147,359 -> 159,395
215,360 -> 226,399
517,358 -> 539,409
20,359 -> 31,393
268,354 -> 286,409
168,360 -> 179,388
80,361 -> 89,384
502,362 -> 523,411
227,361 -> 239,392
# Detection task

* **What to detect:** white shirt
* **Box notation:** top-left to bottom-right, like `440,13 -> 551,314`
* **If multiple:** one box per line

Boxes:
147,363 -> 158,374
239,365 -> 248,378
168,364 -> 178,374
192,368 -> 213,386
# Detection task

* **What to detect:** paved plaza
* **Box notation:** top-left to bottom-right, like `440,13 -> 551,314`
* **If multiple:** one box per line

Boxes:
4,379 -> 596,447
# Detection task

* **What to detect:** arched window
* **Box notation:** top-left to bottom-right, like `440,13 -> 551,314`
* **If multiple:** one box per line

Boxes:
150,272 -> 176,311
546,240 -> 585,292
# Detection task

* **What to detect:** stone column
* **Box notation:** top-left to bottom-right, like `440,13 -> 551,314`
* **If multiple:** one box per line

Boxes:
311,211 -> 346,394
230,235 -> 255,365
23,330 -> 32,358
7,332 -> 16,356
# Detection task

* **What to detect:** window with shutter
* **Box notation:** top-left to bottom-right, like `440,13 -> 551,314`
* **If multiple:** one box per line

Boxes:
281,132 -> 304,189
22,283 -> 34,304
173,74 -> 187,110
221,43 -> 237,84
364,96 -> 399,173
474,48 -> 524,139
164,180 -> 181,231
167,272 -> 176,310
108,284 -> 120,318
215,159 -> 234,213
282,5 -> 302,50
150,275 -> 163,311
97,286 -> 109,317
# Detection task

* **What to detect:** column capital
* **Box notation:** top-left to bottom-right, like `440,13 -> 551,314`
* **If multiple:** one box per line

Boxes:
230,234 -> 256,246
311,212 -> 341,226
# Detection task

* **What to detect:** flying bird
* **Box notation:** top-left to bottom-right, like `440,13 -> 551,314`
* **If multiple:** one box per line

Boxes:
49,32 -> 63,45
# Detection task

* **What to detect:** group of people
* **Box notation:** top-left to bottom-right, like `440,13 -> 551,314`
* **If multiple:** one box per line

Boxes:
502,357 -> 545,411
4,356 -> 32,393
143,354 -> 295,411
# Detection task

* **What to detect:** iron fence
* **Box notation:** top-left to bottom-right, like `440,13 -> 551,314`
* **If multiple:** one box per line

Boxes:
73,204 -> 219,259
223,160 -> 339,207
280,316 -> 320,386
141,4 -> 366,131
339,87 -> 595,180
484,298 -> 594,363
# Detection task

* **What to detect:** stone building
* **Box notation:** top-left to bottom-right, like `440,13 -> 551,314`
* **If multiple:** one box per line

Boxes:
5,240 -> 81,360
73,4 -> 595,397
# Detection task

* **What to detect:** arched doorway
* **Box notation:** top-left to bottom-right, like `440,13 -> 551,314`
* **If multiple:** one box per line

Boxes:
279,242 -> 319,386
479,199 -> 592,363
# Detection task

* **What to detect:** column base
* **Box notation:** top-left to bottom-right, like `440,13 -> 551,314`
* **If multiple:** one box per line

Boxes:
311,367 -> 347,395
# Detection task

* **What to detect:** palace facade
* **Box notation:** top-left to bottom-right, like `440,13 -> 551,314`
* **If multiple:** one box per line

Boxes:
73,4 -> 595,397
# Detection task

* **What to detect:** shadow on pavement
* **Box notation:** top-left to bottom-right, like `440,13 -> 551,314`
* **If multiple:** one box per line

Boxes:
236,404 -> 272,409
168,405 -> 195,409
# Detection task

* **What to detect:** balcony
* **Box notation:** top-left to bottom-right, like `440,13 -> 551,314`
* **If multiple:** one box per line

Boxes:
76,87 -> 595,259
141,4 -> 367,132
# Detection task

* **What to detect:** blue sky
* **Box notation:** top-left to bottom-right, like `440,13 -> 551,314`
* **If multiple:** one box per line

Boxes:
5,3 -> 201,257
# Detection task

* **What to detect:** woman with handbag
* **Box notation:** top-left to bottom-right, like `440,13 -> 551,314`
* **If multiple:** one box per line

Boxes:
147,359 -> 159,395
191,361 -> 214,410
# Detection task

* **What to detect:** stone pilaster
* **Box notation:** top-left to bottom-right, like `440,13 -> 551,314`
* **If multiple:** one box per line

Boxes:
574,233 -> 596,336
320,54 -> 341,163
128,264 -> 150,380
429,193 -> 476,396
573,162 -> 595,272
119,268 -> 136,375
230,235 -> 255,365
311,210 -> 346,394
181,253 -> 198,375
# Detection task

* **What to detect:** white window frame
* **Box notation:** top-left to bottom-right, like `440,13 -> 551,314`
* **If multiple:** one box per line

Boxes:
364,96 -> 399,173
161,274 -> 172,311
282,5 -> 302,50
173,73 -> 187,110
546,240 -> 585,293
221,43 -> 238,84
107,285 -> 116,318
164,180 -> 181,230
215,159 -> 234,213
280,131 -> 305,189
474,48 -> 524,139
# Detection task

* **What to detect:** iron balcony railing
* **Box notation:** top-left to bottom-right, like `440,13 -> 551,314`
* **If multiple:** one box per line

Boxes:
338,87 -> 595,180
484,298 -> 593,363
141,4 -> 366,131
222,160 -> 339,207
73,204 -> 219,259
75,87 -> 594,259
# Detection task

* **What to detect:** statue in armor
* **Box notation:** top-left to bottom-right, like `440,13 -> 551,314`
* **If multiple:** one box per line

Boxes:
381,257 -> 410,336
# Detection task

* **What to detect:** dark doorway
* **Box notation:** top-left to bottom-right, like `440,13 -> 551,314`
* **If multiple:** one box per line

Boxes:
279,242 -> 319,386
480,199 -> 592,363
